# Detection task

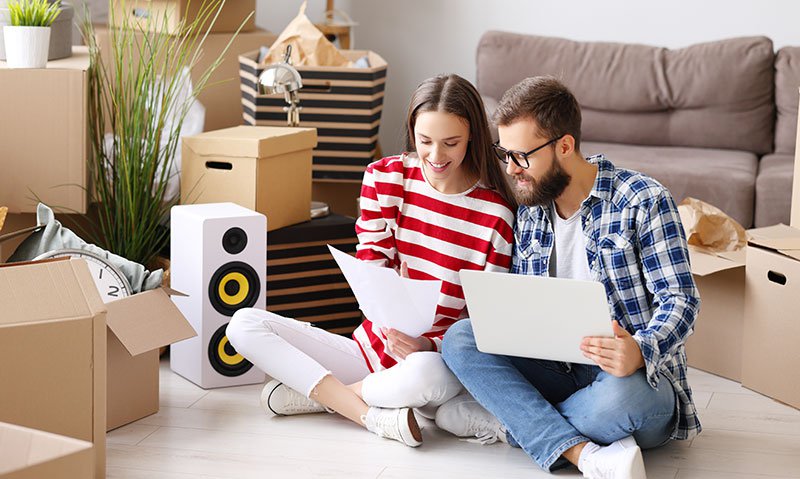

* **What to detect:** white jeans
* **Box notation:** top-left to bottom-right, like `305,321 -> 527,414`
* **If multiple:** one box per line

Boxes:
226,308 -> 463,411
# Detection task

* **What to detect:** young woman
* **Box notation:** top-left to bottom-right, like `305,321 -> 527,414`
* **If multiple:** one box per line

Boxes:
226,74 -> 516,447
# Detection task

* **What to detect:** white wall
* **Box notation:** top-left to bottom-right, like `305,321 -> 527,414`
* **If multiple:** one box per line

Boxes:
256,0 -> 800,155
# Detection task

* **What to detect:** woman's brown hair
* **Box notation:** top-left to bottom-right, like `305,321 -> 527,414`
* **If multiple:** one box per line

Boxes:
404,74 -> 517,209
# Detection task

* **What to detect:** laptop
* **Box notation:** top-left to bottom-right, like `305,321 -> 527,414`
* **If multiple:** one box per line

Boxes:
459,270 -> 614,365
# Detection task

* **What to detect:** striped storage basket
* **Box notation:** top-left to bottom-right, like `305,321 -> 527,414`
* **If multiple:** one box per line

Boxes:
239,50 -> 387,183
267,213 -> 362,335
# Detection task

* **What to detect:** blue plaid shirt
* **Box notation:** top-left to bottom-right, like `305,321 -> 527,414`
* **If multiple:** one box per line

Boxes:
512,155 -> 701,440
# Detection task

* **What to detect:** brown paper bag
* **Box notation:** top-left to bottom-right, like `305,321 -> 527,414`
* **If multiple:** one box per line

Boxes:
678,197 -> 746,253
262,1 -> 352,67
0,207 -> 6,233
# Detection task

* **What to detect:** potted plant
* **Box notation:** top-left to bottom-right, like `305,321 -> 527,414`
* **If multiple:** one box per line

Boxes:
80,0 -> 252,267
3,0 -> 60,68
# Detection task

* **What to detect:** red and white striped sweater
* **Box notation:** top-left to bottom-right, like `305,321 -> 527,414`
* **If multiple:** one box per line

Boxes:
352,153 -> 515,372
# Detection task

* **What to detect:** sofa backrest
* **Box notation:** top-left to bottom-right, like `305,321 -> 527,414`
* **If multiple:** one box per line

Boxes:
774,47 -> 800,155
476,31 -> 775,155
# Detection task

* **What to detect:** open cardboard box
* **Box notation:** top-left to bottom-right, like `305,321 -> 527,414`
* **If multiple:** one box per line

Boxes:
0,221 -> 197,434
685,247 -> 746,381
0,258 -> 106,478
0,421 -> 93,479
736,88 -> 800,410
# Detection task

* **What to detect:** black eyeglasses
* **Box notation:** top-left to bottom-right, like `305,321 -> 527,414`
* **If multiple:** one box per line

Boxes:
492,137 -> 560,169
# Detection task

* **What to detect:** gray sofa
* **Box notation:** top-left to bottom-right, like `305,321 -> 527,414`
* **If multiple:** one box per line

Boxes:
477,32 -> 798,228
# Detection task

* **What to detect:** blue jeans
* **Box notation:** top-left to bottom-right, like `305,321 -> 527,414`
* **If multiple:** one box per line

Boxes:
442,320 -> 677,471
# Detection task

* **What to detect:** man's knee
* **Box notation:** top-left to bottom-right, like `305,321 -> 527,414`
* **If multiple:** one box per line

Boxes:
441,320 -> 477,370
589,371 -> 670,418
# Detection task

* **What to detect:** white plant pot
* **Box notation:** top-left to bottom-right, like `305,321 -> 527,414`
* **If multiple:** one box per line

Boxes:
3,26 -> 50,68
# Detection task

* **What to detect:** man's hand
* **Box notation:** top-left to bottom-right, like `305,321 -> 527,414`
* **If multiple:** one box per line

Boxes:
580,321 -> 644,377
383,328 -> 433,359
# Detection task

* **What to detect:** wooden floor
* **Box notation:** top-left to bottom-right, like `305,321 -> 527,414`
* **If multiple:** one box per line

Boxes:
106,358 -> 800,478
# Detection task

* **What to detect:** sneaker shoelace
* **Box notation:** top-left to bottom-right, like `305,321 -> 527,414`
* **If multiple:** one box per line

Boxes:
461,414 -> 505,445
270,385 -> 322,414
364,409 -> 406,441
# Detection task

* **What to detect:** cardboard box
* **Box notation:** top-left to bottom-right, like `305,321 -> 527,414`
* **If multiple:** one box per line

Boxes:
684,247 -> 746,381
312,182 -> 361,218
0,259 -> 106,479
105,288 -> 197,431
109,0 -> 256,35
267,213 -> 361,335
791,88 -> 800,229
239,49 -> 387,182
0,47 -> 89,214
741,225 -> 800,409
0,222 -> 197,431
94,27 -> 276,132
0,421 -> 93,479
181,126 -> 317,231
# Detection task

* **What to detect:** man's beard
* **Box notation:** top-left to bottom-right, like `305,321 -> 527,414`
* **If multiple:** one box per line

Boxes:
512,154 -> 572,206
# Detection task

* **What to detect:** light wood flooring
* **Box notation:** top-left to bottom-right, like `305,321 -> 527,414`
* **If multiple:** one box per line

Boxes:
105,358 -> 800,478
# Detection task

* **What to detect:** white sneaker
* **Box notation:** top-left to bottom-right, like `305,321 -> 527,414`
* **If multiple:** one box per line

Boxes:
260,380 -> 326,416
579,436 -> 647,479
434,394 -> 508,445
363,407 -> 423,447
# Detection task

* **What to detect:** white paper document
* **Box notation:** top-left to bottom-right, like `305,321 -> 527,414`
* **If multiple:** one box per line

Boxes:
328,245 -> 440,337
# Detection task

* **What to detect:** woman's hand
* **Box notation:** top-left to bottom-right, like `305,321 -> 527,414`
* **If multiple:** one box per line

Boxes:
383,327 -> 433,359
384,260 -> 434,358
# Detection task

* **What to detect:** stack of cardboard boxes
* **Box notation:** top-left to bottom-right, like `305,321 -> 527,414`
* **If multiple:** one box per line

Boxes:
686,88 -> 800,410
0,2 -> 281,477
179,125 -> 363,334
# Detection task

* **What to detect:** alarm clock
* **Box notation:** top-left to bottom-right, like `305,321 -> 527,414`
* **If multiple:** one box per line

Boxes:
34,248 -> 133,303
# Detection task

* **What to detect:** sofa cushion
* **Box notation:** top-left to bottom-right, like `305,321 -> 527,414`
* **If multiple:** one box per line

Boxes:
774,47 -> 800,155
477,32 -> 775,155
582,141 -> 757,228
755,154 -> 794,227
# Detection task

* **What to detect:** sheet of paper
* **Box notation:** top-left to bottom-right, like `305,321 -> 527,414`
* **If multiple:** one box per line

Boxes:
328,245 -> 440,337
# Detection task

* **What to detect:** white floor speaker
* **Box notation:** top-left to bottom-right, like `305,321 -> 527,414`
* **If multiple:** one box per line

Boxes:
170,203 -> 267,388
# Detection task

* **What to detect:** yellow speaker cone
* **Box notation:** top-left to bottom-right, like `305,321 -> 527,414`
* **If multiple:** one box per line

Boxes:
217,336 -> 243,366
218,272 -> 249,306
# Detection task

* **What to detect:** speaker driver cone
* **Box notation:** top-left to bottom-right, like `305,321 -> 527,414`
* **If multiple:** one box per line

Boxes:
208,324 -> 254,377
222,227 -> 248,255
209,262 -> 261,316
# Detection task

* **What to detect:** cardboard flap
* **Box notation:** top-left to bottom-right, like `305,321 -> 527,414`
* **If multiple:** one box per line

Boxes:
689,246 -> 745,276
747,224 -> 800,261
0,422 -> 92,473
184,126 -> 317,159
105,288 -> 197,356
0,259 -> 104,326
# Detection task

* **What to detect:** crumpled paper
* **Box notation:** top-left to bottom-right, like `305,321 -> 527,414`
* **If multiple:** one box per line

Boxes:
261,1 -> 352,67
678,197 -> 746,254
